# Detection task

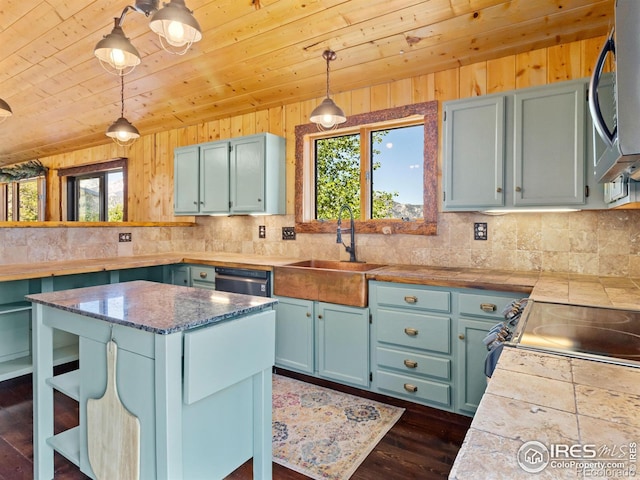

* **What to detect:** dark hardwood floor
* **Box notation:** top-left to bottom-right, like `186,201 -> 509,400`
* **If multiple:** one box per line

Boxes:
0,365 -> 471,479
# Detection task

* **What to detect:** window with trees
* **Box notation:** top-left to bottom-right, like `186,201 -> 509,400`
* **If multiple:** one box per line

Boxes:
0,160 -> 47,222
59,158 -> 127,222
295,101 -> 438,235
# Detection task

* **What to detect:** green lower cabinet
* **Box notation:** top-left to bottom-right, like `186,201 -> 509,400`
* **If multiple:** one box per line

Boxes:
316,302 -> 369,388
274,296 -> 370,389
455,318 -> 495,415
274,297 -> 314,374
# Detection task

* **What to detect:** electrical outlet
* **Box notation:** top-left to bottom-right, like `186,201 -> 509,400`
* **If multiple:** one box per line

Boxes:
118,232 -> 132,242
474,223 -> 487,241
282,226 -> 296,240
258,225 -> 266,239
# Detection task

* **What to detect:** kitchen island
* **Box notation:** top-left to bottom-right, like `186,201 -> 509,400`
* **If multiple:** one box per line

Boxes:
27,280 -> 277,480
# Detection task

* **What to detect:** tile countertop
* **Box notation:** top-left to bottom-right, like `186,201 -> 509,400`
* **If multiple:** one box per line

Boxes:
1,253 -> 639,309
449,348 -> 640,479
26,280 -> 277,334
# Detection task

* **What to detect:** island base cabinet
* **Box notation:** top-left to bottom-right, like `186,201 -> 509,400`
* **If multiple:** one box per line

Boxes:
34,303 -> 275,480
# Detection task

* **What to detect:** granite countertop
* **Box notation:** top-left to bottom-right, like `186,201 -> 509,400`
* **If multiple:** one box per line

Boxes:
26,280 -> 277,334
449,348 -> 640,479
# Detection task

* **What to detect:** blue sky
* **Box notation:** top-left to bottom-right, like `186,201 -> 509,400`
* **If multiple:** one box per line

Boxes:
372,125 -> 424,205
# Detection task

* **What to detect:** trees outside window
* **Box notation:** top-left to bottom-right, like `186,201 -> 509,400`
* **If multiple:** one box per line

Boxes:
59,158 -> 127,222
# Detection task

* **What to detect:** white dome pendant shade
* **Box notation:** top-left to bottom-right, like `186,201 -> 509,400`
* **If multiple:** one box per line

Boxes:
149,0 -> 203,55
310,50 -> 347,130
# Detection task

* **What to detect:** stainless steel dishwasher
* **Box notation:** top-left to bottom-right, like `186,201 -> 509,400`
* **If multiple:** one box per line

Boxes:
214,267 -> 271,297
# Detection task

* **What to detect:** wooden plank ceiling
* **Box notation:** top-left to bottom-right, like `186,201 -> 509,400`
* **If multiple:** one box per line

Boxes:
0,0 -> 613,166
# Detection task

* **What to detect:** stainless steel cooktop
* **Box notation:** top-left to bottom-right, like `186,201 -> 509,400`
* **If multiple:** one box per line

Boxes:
511,300 -> 640,368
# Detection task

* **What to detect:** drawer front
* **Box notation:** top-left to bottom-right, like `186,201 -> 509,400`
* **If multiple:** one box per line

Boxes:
377,308 -> 451,354
375,284 -> 451,313
458,292 -> 519,320
376,346 -> 450,381
191,265 -> 216,289
376,370 -> 451,407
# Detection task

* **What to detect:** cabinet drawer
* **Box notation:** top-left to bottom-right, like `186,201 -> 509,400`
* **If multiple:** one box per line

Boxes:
458,292 -> 519,320
376,370 -> 450,407
376,346 -> 450,381
377,309 -> 450,354
191,265 -> 216,289
375,284 -> 450,313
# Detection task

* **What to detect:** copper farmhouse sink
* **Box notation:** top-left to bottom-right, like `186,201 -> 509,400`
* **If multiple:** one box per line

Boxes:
273,260 -> 385,307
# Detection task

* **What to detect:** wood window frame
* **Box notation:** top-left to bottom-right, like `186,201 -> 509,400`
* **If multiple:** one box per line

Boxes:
0,177 -> 46,221
294,101 -> 438,235
58,158 -> 128,221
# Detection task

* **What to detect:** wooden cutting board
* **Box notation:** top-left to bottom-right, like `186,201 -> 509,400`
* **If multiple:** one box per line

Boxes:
87,340 -> 140,480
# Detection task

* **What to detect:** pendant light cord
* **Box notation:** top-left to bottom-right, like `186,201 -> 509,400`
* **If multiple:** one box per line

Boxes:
325,54 -> 330,98
120,75 -> 125,118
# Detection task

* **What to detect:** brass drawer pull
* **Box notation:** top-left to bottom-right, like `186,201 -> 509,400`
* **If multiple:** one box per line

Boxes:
480,303 -> 497,313
404,327 -> 418,336
199,272 -> 208,279
403,359 -> 418,369
403,383 -> 418,393
404,295 -> 418,304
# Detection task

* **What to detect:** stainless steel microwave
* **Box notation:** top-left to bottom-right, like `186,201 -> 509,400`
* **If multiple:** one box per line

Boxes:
588,0 -> 640,183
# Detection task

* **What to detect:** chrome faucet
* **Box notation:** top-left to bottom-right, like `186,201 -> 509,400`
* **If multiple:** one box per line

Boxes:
336,204 -> 357,262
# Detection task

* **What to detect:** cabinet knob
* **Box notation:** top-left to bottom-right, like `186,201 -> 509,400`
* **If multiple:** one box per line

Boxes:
306,312 -> 311,317
199,272 -> 208,279
515,186 -> 522,192
403,383 -> 418,393
404,296 -> 418,304
480,303 -> 497,312
257,198 -> 262,202
458,333 -> 465,340
404,327 -> 419,336
496,187 -> 503,193
318,314 -> 323,319
403,359 -> 418,369
193,201 -> 198,205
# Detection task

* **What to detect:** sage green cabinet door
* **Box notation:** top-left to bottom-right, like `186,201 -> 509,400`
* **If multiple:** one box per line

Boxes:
317,302 -> 369,388
274,296 -> 314,374
200,142 -> 230,213
443,96 -> 506,208
173,145 -> 200,214
513,82 -> 586,206
456,318 -> 494,415
230,135 -> 265,213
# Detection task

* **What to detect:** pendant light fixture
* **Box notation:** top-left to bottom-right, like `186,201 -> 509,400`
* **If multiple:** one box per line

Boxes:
106,76 -> 140,147
0,98 -> 12,123
310,50 -> 347,130
94,0 -> 202,74
149,0 -> 203,55
94,16 -> 141,76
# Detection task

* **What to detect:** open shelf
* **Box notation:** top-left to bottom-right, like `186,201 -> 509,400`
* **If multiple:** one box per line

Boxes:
46,369 -> 80,401
0,344 -> 79,383
47,426 -> 80,467
0,301 -> 32,315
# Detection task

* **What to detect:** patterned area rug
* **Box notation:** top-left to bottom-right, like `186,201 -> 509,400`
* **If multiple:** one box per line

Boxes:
272,374 -> 405,480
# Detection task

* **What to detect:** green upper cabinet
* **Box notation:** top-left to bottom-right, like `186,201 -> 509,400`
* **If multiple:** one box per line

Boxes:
443,95 -> 506,209
513,82 -> 585,206
174,145 -> 201,214
174,132 -> 285,215
443,78 -> 602,211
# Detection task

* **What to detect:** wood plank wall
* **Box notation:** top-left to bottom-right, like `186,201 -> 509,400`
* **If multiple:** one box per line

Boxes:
40,35 -> 606,222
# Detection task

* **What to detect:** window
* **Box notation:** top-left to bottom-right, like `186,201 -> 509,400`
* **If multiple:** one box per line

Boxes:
0,177 -> 46,221
314,124 -> 425,221
295,101 -> 438,235
58,158 -> 127,222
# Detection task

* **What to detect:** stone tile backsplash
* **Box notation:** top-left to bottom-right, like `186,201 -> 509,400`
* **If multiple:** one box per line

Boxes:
0,209 -> 639,277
